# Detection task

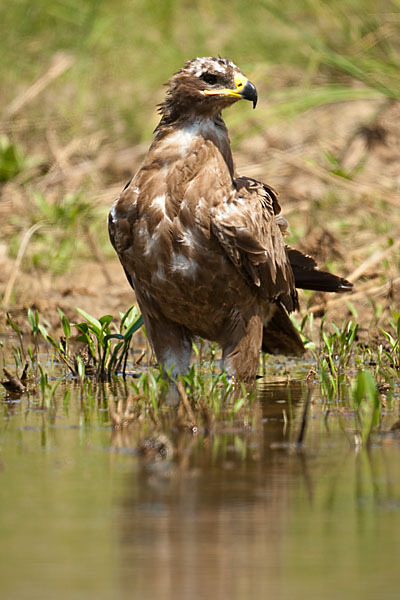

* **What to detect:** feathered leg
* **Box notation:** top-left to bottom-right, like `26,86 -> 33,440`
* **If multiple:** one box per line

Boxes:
221,314 -> 263,381
262,304 -> 305,356
142,311 -> 193,378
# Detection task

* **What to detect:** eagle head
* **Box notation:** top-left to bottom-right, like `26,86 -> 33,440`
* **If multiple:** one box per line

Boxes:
159,56 -> 257,122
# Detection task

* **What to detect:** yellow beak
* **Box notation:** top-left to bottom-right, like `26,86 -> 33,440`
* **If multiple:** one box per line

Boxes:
203,73 -> 258,108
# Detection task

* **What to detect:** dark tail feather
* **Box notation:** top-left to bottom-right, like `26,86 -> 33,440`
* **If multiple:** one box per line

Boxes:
287,247 -> 353,293
293,268 -> 353,292
262,304 -> 305,356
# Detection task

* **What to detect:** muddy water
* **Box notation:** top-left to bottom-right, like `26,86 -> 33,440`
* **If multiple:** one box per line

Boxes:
1,379 -> 400,600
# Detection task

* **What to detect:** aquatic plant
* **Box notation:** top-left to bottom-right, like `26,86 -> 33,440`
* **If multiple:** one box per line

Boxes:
352,369 -> 381,447
32,305 -> 144,380
317,318 -> 358,402
380,312 -> 400,371
37,363 -> 61,409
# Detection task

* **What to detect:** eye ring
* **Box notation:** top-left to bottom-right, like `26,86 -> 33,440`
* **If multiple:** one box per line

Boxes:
200,73 -> 218,85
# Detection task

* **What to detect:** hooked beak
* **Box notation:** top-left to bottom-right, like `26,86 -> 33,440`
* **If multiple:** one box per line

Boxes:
239,79 -> 258,109
203,73 -> 258,109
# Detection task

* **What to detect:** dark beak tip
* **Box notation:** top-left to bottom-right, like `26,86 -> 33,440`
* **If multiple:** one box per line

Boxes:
241,80 -> 258,109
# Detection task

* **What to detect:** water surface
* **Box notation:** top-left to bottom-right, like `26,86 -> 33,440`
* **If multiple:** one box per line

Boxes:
1,379 -> 400,599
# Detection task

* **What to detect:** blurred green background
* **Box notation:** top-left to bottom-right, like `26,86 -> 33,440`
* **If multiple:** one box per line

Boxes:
2,0 -> 399,144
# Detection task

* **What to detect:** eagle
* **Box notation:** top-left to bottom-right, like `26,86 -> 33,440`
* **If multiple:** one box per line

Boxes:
109,57 -> 352,381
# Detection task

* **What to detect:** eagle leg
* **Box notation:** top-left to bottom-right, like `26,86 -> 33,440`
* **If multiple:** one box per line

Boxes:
221,314 -> 263,381
143,312 -> 193,379
262,304 -> 305,356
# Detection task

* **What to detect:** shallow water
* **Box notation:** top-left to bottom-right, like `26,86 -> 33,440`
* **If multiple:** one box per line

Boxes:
1,378 -> 400,600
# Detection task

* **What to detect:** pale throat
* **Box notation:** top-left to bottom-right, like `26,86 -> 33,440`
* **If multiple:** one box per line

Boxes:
157,117 -> 233,172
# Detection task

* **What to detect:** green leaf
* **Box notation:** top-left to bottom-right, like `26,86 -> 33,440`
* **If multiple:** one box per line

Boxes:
124,314 -> 144,339
104,333 -> 124,342
99,314 -> 114,328
75,322 -> 89,334
27,308 -> 39,334
76,356 -> 85,380
7,313 -> 21,335
75,308 -> 101,333
120,305 -> 139,331
233,398 -> 246,413
352,370 -> 380,446
57,308 -> 71,338
38,326 -> 58,350
108,341 -> 124,374
75,334 -> 89,344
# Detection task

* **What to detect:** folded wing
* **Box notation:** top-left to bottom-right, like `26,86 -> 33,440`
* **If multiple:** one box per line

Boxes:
211,176 -> 298,312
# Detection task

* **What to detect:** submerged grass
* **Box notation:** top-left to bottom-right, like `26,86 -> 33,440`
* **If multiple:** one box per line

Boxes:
1,305 -> 399,448
1,307 -> 259,435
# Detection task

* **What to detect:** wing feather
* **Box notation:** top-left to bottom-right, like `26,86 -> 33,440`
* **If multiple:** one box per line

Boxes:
210,176 -> 297,308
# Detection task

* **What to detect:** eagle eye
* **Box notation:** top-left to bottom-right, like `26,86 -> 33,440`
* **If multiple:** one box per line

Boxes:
200,73 -> 218,85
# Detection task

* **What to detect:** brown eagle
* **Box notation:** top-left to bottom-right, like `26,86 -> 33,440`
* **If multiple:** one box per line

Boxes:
109,57 -> 352,380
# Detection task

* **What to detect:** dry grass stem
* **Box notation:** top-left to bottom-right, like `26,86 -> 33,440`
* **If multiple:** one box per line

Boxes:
83,226 -> 113,286
2,222 -> 46,307
347,239 -> 400,283
270,148 -> 400,206
3,52 -> 74,119
309,275 -> 400,314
